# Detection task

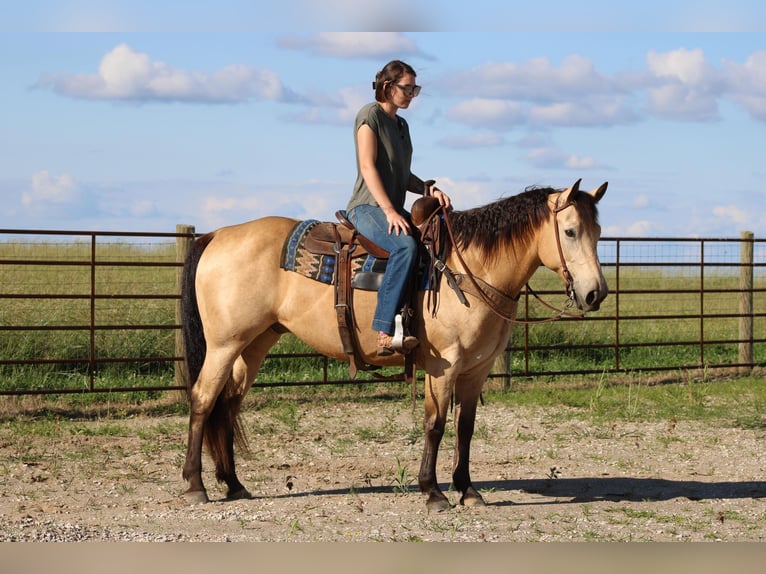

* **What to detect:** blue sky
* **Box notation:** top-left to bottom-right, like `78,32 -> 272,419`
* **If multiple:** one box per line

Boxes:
2,19 -> 766,237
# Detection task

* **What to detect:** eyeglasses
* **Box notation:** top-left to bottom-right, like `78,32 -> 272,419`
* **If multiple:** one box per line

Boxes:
394,84 -> 421,98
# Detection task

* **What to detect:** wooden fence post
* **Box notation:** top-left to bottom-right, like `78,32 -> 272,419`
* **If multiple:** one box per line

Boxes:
493,348 -> 512,391
739,231 -> 754,375
175,224 -> 195,388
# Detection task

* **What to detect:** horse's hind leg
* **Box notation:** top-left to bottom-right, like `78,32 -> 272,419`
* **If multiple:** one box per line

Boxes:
183,346 -> 241,504
212,330 -> 281,500
209,358 -> 250,501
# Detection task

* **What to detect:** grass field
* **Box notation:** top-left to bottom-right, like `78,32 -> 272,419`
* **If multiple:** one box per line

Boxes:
1,238 -> 764,399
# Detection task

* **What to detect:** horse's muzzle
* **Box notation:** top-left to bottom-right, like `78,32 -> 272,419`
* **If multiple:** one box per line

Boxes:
578,285 -> 608,312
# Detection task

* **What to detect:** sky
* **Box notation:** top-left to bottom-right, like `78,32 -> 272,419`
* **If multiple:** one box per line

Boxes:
2,6 -> 766,238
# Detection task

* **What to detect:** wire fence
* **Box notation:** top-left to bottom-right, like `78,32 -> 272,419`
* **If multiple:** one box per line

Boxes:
0,227 -> 763,396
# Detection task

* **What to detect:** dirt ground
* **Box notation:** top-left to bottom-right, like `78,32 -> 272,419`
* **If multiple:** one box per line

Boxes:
1,391 -> 765,542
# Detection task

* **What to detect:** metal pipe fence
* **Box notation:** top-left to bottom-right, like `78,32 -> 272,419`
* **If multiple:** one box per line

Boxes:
499,232 -> 765,385
0,227 -> 763,396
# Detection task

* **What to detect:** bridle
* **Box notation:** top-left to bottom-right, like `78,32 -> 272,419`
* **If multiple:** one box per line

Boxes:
551,195 -> 577,302
441,193 -> 585,324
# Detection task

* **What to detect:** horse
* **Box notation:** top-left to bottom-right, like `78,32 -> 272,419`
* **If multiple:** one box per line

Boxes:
180,178 -> 608,511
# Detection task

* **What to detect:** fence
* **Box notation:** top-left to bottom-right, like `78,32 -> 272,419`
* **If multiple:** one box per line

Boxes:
504,232 -> 765,384
0,227 -> 763,396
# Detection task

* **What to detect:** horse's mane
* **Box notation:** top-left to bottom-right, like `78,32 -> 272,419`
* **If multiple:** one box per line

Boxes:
448,185 -> 599,263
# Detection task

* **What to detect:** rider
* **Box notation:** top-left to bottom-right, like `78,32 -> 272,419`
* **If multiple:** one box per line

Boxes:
346,60 -> 451,356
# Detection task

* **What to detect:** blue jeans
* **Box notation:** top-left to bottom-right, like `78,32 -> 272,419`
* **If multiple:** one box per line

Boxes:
347,204 -> 418,334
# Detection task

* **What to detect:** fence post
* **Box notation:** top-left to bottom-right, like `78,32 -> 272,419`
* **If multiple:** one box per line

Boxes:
493,347 -> 512,390
739,231 -> 754,375
175,224 -> 195,388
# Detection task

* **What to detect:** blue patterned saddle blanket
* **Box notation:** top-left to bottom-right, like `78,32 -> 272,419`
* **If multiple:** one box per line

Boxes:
280,219 -> 430,291
279,219 -> 386,288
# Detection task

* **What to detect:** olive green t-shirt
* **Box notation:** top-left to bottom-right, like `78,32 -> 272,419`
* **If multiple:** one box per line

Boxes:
346,102 -> 413,214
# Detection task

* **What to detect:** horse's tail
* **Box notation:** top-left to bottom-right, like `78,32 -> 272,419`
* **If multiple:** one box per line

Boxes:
180,231 -> 249,470
181,232 -> 215,395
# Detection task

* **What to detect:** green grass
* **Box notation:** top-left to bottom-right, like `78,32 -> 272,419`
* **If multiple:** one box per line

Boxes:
485,375 -> 766,428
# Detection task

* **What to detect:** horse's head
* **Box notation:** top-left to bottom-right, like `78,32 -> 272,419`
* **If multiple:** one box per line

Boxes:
539,179 -> 608,312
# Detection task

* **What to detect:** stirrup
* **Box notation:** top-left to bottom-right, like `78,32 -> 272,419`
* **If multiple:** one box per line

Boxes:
392,314 -> 405,352
391,314 -> 418,353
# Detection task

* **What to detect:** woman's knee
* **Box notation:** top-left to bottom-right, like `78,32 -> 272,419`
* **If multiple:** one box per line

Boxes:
392,234 -> 418,260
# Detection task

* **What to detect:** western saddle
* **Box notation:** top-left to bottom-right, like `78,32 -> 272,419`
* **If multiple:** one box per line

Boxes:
301,195 -> 447,379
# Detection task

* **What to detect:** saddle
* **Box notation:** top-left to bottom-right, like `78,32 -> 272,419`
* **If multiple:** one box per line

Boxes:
302,196 -> 445,379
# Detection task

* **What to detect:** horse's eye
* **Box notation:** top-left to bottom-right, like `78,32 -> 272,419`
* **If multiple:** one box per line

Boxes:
565,229 -> 576,238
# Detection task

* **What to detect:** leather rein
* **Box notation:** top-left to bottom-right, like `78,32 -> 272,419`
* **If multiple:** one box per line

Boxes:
441,194 -> 585,325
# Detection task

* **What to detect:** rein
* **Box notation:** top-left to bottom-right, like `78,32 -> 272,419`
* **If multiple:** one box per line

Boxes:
440,195 -> 585,325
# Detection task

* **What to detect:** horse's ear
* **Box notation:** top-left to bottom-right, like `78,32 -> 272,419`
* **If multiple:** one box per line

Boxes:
560,178 -> 582,205
588,181 -> 608,204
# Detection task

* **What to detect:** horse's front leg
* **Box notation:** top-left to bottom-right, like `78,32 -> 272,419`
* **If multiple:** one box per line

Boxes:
452,387 -> 485,507
418,373 -> 453,512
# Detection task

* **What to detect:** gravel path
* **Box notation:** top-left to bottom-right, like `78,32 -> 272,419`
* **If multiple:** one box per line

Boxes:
1,396 -> 765,541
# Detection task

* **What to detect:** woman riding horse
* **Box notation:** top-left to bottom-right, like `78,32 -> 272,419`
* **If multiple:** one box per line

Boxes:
181,179 -> 608,511
346,60 -> 451,356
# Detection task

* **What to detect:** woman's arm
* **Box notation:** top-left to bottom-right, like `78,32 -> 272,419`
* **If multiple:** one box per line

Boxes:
357,124 -> 412,235
408,173 -> 452,209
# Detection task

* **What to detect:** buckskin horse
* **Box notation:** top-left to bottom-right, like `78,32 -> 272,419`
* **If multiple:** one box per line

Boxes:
181,178 -> 608,511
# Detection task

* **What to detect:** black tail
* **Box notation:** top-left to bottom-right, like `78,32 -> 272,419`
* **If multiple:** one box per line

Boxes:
181,232 -> 215,395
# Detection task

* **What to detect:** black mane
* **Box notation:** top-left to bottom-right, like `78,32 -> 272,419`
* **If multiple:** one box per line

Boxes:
448,186 -> 598,263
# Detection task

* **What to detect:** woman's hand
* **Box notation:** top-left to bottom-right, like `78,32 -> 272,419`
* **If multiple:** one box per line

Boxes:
426,182 -> 452,209
383,207 -> 411,236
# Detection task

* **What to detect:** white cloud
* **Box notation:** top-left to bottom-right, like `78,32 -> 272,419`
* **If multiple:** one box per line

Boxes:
289,86 -> 367,125
625,221 -> 653,236
564,154 -> 597,170
22,171 -> 80,207
647,48 -> 712,85
721,51 -> 766,120
646,48 -> 721,120
443,56 -> 636,129
197,181 -> 348,230
446,55 -> 613,100
128,199 -> 155,218
37,44 -> 298,104
528,97 -> 635,127
278,32 -> 423,59
524,147 -> 559,166
441,48 -> 766,130
712,205 -> 750,226
447,98 -> 525,129
646,83 -> 720,121
524,146 -> 600,170
632,194 -> 650,208
646,47 -> 766,122
604,220 -> 653,236
416,177 -> 498,211
203,195 -> 263,215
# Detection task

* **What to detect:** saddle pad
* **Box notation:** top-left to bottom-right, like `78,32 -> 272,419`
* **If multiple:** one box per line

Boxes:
280,219 -> 385,285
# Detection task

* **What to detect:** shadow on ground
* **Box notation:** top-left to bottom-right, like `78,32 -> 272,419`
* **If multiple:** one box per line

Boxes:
228,477 -> 766,505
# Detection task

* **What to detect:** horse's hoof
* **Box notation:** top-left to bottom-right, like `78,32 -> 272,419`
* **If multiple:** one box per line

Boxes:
426,494 -> 452,513
226,488 -> 252,501
460,487 -> 486,507
461,494 -> 486,507
183,489 -> 210,505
